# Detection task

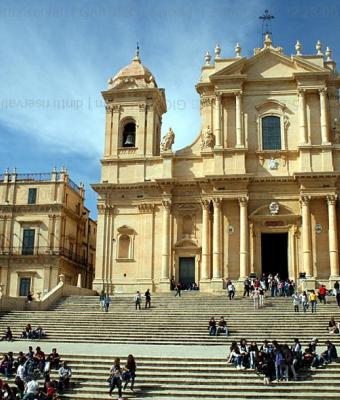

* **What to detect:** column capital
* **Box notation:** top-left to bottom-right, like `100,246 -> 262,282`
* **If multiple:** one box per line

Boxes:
162,200 -> 172,210
300,195 -> 311,206
318,87 -> 327,95
298,88 -> 306,96
327,194 -> 338,206
238,196 -> 248,206
214,91 -> 222,100
212,197 -> 222,208
97,204 -> 106,215
201,199 -> 211,210
234,90 -> 243,97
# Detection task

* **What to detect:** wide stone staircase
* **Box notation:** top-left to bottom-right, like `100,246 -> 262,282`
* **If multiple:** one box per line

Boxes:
1,292 -> 340,399
0,292 -> 339,345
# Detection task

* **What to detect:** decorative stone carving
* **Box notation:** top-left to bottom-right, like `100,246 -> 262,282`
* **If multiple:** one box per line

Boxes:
160,128 -> 175,152
269,202 -> 279,215
138,203 -> 155,213
268,158 -> 279,170
200,126 -> 215,150
315,224 -> 322,234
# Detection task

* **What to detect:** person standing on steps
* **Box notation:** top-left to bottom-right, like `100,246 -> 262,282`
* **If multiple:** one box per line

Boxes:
99,290 -> 106,311
227,281 -> 235,300
144,289 -> 151,309
252,287 -> 260,310
175,283 -> 181,297
309,290 -> 317,313
243,278 -> 250,297
108,357 -> 123,399
104,294 -> 112,313
292,292 -> 300,312
134,291 -> 142,310
122,354 -> 136,392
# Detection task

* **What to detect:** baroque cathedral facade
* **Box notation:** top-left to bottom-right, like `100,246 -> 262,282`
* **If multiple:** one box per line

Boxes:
92,35 -> 340,293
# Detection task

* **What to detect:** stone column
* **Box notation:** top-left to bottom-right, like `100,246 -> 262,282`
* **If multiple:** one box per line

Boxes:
319,88 -> 330,145
235,91 -> 243,147
160,200 -> 171,281
298,89 -> 308,144
212,198 -> 222,279
92,205 -> 107,292
300,196 -> 313,277
104,105 -> 113,156
214,93 -> 222,147
201,200 -> 210,280
239,197 -> 249,279
327,195 -> 339,277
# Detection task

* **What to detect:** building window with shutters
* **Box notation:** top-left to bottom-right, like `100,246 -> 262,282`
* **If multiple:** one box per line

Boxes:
22,229 -> 35,255
28,188 -> 37,204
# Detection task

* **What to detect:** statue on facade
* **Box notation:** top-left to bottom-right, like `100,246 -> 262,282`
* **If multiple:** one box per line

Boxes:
200,125 -> 215,150
160,127 -> 175,151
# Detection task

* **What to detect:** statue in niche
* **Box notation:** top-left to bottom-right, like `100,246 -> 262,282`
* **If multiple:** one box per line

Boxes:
200,125 -> 215,150
160,127 -> 175,151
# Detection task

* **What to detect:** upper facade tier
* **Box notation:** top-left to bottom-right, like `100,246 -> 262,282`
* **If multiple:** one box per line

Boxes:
96,36 -> 340,185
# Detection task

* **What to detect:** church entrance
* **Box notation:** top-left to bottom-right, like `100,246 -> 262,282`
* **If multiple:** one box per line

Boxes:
179,257 -> 195,289
261,233 -> 288,279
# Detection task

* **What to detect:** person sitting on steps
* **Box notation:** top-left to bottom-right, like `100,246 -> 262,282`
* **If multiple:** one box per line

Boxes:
217,316 -> 228,336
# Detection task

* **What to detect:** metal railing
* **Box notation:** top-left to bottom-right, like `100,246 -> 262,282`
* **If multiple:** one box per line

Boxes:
0,246 -> 89,265
16,173 -> 52,181
67,177 -> 80,192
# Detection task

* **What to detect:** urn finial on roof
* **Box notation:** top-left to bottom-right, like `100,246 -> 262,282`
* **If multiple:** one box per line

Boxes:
295,40 -> 302,56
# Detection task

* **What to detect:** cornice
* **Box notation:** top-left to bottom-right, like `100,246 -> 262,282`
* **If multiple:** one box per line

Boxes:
0,204 -> 63,214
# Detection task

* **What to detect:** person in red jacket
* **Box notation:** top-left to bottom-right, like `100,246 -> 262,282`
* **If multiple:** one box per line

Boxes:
318,285 -> 327,304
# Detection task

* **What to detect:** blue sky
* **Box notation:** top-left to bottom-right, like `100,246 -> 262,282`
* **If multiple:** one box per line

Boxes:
0,0 -> 339,218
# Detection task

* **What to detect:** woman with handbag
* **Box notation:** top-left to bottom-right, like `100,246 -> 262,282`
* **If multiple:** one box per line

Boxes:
108,358 -> 123,399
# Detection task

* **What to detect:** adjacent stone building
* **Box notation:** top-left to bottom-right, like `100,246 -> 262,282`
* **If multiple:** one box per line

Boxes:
0,168 -> 96,297
93,36 -> 340,293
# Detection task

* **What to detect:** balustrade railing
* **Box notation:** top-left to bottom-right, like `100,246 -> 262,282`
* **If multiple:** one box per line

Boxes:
0,246 -> 88,265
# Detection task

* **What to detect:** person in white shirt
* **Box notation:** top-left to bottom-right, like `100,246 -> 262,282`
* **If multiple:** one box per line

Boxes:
227,282 -> 235,300
58,361 -> 72,390
16,364 -> 25,380
134,291 -> 142,310
23,379 -> 39,400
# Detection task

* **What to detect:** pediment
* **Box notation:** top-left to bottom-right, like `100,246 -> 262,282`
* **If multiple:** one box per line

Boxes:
210,49 -> 327,81
244,50 -> 322,79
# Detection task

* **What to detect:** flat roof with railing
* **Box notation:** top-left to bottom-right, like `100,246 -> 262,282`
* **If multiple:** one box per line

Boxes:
0,171 -> 81,193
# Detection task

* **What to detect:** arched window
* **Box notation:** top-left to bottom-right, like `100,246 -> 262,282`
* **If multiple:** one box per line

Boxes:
262,116 -> 281,150
118,234 -> 130,258
122,122 -> 136,147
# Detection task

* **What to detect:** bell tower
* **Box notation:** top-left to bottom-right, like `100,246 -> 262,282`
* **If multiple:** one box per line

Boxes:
102,49 -> 167,161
